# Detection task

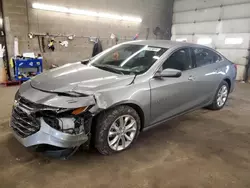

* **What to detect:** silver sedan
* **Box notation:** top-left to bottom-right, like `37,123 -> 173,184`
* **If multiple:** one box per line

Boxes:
10,40 -> 237,155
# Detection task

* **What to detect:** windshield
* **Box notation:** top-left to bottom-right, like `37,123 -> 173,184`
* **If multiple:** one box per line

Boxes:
90,44 -> 167,75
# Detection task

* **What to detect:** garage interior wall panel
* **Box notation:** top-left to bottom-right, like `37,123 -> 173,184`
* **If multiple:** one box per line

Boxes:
3,0 -> 173,68
172,0 -> 250,81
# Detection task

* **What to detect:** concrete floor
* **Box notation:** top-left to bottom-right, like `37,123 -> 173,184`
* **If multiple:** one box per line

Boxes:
1,83 -> 250,188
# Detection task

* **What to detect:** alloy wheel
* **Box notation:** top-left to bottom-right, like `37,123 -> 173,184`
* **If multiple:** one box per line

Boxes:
217,85 -> 228,107
107,115 -> 137,151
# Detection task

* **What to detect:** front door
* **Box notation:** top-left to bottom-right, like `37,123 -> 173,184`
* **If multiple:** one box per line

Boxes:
149,48 -> 198,125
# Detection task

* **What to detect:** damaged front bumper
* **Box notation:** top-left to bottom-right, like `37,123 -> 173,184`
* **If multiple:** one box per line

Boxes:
10,93 -> 93,150
11,118 -> 88,148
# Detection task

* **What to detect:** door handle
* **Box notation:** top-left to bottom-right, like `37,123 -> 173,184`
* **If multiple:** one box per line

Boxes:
188,76 -> 195,81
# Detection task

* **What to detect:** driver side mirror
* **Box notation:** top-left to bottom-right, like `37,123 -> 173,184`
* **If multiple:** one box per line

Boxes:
154,68 -> 182,78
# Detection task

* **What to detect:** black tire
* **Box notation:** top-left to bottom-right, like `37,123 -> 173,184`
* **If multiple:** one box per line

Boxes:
95,105 -> 141,155
207,80 -> 229,110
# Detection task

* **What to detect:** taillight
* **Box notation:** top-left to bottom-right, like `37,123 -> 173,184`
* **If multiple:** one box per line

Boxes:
233,63 -> 237,71
233,63 -> 237,78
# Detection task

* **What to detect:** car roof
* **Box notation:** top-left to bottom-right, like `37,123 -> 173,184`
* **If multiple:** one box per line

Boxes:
122,40 -> 226,59
124,40 -> 204,49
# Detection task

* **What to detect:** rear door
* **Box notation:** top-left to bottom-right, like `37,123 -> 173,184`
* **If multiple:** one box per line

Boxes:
190,47 -> 224,105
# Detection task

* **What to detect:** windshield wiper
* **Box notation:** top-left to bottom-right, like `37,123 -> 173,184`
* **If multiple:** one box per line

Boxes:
93,64 -> 124,75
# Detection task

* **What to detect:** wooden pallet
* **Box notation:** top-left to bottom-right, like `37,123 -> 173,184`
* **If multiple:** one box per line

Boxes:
0,80 -> 22,87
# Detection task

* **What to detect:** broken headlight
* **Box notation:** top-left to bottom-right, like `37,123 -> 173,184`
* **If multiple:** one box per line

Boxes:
43,116 -> 84,134
43,116 -> 60,130
40,107 -> 92,135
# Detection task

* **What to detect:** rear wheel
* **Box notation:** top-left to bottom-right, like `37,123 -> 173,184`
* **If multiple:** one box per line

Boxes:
95,105 -> 140,155
207,80 -> 229,110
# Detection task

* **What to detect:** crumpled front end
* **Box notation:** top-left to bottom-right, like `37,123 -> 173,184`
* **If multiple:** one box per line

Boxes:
10,87 -> 95,150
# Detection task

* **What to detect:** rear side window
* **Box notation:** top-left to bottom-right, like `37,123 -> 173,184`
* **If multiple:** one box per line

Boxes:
192,48 -> 222,67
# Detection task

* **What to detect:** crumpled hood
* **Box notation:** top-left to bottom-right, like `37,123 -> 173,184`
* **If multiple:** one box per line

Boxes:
31,62 -> 134,93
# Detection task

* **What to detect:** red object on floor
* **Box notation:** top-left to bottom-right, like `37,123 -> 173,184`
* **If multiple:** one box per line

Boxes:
0,80 -> 22,87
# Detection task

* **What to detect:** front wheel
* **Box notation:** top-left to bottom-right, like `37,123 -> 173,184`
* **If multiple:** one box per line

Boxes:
95,105 -> 141,155
207,80 -> 229,110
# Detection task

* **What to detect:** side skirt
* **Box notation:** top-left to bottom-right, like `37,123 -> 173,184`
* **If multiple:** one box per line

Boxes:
142,102 -> 210,132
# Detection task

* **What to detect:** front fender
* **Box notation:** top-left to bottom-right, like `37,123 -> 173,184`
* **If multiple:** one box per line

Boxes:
88,84 -> 151,128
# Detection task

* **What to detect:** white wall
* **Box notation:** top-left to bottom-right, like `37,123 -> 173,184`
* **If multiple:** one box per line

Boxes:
172,0 -> 250,81
4,0 -> 173,68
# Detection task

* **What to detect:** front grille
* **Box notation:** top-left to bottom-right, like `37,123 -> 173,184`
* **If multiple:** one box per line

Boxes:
11,97 -> 40,138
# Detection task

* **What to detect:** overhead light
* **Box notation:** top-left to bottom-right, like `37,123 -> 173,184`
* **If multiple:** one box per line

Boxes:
225,37 -> 243,45
176,38 -> 187,42
33,3 -> 68,12
98,13 -> 121,20
69,9 -> 98,17
32,3 -> 142,23
197,38 -> 212,45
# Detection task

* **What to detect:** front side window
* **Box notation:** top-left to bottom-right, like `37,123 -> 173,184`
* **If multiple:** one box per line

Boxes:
162,48 -> 193,71
192,48 -> 221,67
90,44 -> 167,75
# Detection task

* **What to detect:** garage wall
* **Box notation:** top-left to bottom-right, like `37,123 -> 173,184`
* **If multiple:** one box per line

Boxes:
3,0 -> 173,69
171,0 -> 250,81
